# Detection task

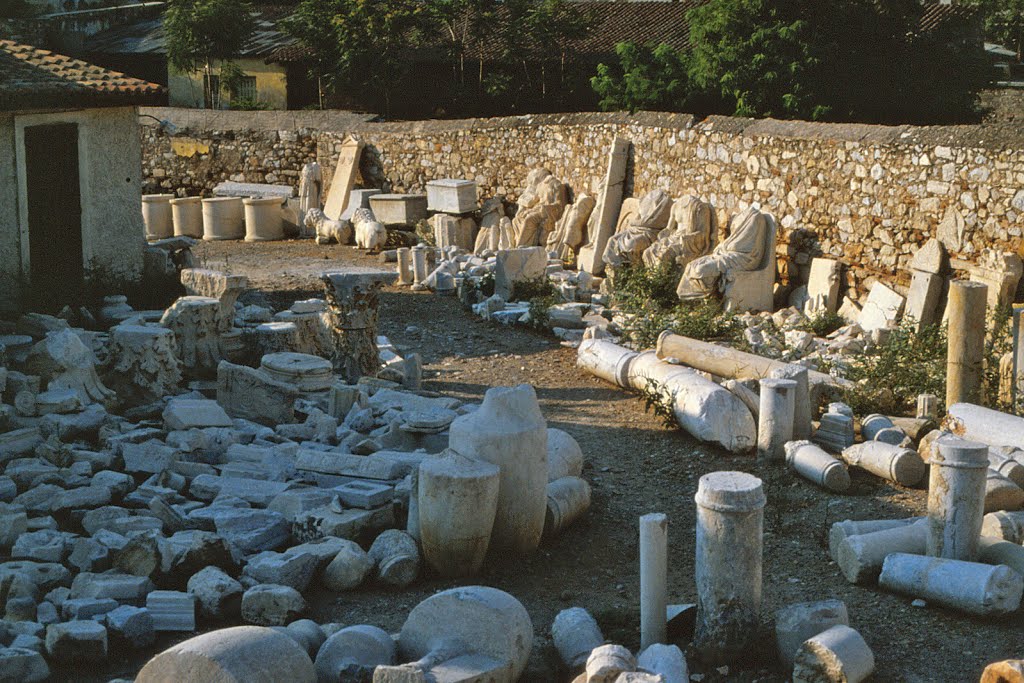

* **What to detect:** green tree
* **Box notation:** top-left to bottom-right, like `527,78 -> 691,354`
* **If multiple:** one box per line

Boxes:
281,0 -> 427,115
967,0 -> 1024,60
164,0 -> 256,109
591,42 -> 689,113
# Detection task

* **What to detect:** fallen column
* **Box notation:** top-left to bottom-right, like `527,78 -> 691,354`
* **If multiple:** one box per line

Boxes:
640,513 -> 668,650
637,643 -> 688,683
878,552 -> 1023,616
160,296 -> 223,378
543,477 -> 591,539
985,470 -> 1024,513
982,510 -> 1024,543
946,402 -> 1024,451
828,517 -> 921,562
834,520 -> 928,584
627,350 -> 756,454
927,437 -> 988,560
775,599 -> 849,671
656,331 -> 849,403
586,644 -> 636,683
839,441 -> 925,487
978,536 -> 1024,578
784,441 -> 850,493
693,471 -> 765,664
551,607 -> 603,672
576,339 -> 638,389
946,280 -> 988,406
757,378 -> 796,461
792,625 -> 874,683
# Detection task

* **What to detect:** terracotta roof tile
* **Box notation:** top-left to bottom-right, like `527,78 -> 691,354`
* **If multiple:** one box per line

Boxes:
0,39 -> 164,110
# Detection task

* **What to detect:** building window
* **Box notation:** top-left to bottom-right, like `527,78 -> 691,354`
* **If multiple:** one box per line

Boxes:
234,76 -> 257,103
203,74 -> 221,109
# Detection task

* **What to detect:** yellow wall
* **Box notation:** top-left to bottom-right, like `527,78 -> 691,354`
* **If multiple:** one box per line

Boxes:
168,58 -> 289,110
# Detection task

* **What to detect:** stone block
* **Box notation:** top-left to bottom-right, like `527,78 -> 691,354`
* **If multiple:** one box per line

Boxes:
430,214 -> 477,251
213,181 -> 294,199
324,136 -> 364,221
426,179 -> 478,214
494,247 -> 548,300
104,605 -> 156,648
911,238 -> 946,274
121,440 -> 180,475
292,505 -> 393,543
904,270 -> 942,331
0,646 -> 49,682
61,597 -> 118,621
187,566 -> 244,621
341,188 -> 382,222
217,361 -> 299,427
163,399 -> 233,430
0,561 -> 70,592
858,282 -> 905,332
775,599 -> 849,670
189,474 -> 291,507
146,590 -> 196,631
242,550 -> 319,592
268,488 -> 337,522
333,480 -> 393,509
240,584 -> 305,626
369,194 -> 428,226
70,572 -> 154,603
212,509 -> 290,555
296,450 -> 406,480
805,258 -> 841,315
44,621 -> 107,662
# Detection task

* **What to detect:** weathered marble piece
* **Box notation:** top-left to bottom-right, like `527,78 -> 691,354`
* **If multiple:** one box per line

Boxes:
970,250 -> 1023,310
243,197 -> 285,242
368,194 -> 427,227
24,329 -> 115,406
579,138 -> 630,275
473,198 -> 510,254
927,437 -> 988,561
904,270 -> 942,331
171,196 -> 203,238
792,625 -> 874,683
104,325 -> 182,404
305,209 -> 352,246
642,195 -> 713,271
510,169 -> 568,248
217,361 -> 298,426
804,258 -> 841,315
640,513 -> 668,650
321,271 -> 398,382
431,214 -> 477,251
946,281 -> 988,406
546,194 -> 596,262
426,179 -> 477,214
323,136 -> 364,221
180,268 -> 248,333
494,247 -> 547,300
297,162 -> 322,233
603,189 -> 673,268
859,282 -> 905,332
160,296 -> 223,379
879,552 -> 1023,616
677,206 -> 776,313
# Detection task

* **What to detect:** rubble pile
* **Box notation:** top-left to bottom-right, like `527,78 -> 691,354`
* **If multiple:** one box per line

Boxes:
0,264 -> 591,681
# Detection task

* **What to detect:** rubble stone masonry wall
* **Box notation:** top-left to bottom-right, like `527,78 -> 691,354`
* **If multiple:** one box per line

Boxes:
140,107 -> 1024,296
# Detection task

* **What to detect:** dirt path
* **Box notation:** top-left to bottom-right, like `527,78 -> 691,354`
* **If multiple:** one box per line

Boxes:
132,240 -> 1012,682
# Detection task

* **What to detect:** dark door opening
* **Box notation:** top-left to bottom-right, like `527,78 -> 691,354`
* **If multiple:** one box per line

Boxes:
24,122 -> 83,311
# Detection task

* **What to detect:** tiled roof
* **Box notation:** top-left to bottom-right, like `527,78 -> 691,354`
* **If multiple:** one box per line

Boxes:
918,2 -> 978,35
0,39 -> 164,110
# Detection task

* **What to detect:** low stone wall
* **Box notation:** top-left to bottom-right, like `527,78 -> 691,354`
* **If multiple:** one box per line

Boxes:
141,107 -> 1024,296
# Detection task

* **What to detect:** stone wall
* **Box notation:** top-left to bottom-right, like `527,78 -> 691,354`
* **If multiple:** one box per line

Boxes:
141,107 -> 1024,296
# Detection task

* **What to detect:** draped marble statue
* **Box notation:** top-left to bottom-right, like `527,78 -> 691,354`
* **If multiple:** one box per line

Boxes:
473,197 -> 512,254
676,205 -> 773,305
510,169 -> 568,247
642,195 -> 714,271
546,194 -> 596,262
602,189 -> 673,268
298,162 -> 322,236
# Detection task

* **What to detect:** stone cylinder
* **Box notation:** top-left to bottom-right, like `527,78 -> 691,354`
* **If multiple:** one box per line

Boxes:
947,402 -> 1024,452
243,197 -> 285,242
828,517 -> 921,561
784,440 -> 850,492
396,248 -> 414,285
586,644 -> 636,683
136,626 -> 316,683
170,196 -> 203,238
878,552 -> 1023,616
412,248 -> 429,285
757,378 -> 796,461
551,607 -> 603,671
367,530 -> 420,588
927,437 -> 988,560
406,467 -> 421,541
418,450 -> 500,578
775,599 -> 849,671
314,624 -> 395,683
989,446 -> 1024,488
142,193 -> 174,241
840,441 -> 926,486
637,643 -> 688,683
576,339 -> 638,389
860,414 -> 894,441
835,520 -> 928,584
982,510 -> 1024,543
693,471 -> 765,664
449,384 -> 548,556
543,476 -> 591,539
985,469 -> 1024,513
792,625 -> 874,683
640,513 -> 667,650
202,197 -> 245,240
547,428 -> 584,482
979,536 -> 1024,578
946,280 -> 988,406
768,364 -> 810,440
916,393 -> 938,420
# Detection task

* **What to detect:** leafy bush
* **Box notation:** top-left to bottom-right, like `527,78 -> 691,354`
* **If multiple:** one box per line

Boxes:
591,42 -> 690,113
800,309 -> 845,337
610,263 -> 682,312
512,278 -> 558,302
842,321 -> 947,416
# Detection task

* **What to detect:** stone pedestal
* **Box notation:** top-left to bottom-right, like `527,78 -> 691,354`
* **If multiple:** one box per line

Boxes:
946,280 -> 988,406
640,513 -> 668,650
792,625 -> 874,683
180,268 -> 248,333
260,352 -> 333,392
904,270 -> 942,331
427,179 -> 478,214
254,322 -> 299,358
769,364 -> 810,440
417,450 -> 500,577
369,194 -> 428,227
273,310 -> 329,357
170,197 -> 203,238
757,378 -> 795,461
396,248 -> 414,285
202,197 -> 245,241
159,296 -> 223,379
448,384 -> 548,556
243,197 -> 285,242
321,271 -> 398,383
411,248 -> 429,286
693,471 -> 765,664
927,437 -> 988,561
142,194 -> 174,241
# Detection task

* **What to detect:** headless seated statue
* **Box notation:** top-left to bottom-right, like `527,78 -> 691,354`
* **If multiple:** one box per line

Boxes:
602,189 -> 673,269
642,195 -> 713,271
676,205 -> 771,301
510,168 -> 567,247
546,194 -> 596,262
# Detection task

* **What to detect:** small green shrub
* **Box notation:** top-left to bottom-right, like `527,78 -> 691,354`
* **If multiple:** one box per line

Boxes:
512,278 -> 557,302
800,309 -> 845,338
640,376 -> 678,429
842,320 -> 947,416
984,304 -> 1016,413
526,292 -> 560,333
620,298 -> 742,349
610,263 -> 681,312
474,272 -> 496,298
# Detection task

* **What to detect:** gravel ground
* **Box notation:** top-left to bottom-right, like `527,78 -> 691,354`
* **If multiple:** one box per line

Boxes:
76,239 -> 1015,682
